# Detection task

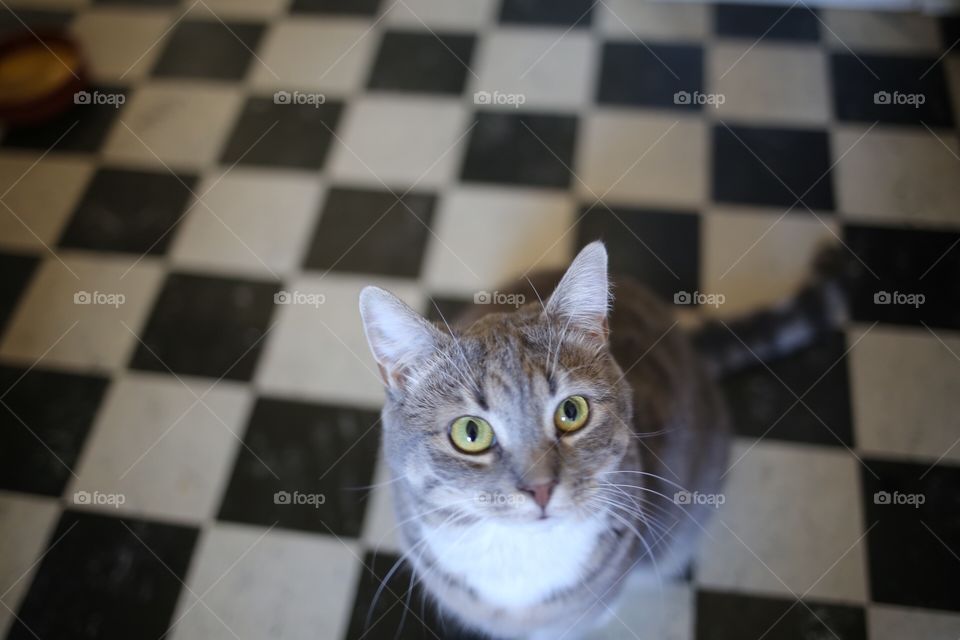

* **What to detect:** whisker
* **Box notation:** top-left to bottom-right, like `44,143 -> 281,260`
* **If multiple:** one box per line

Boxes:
343,473 -> 409,492
589,494 -> 676,541
598,470 -> 691,493
602,505 -> 665,592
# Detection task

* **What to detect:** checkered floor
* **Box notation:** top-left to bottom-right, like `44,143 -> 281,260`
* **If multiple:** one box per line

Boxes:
0,0 -> 959,638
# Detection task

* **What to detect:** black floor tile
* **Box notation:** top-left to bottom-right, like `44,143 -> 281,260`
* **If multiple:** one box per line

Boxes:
461,111 -> 578,188
721,331 -> 853,447
368,31 -> 475,95
7,510 -> 198,640
129,273 -> 278,381
861,458 -> 960,612
291,0 -> 381,15
499,0 -> 594,27
597,42 -> 704,111
576,206 -> 700,302
831,53 -> 954,127
58,168 -> 197,255
151,20 -> 265,80
712,124 -> 834,210
219,96 -> 343,169
0,9 -> 72,36
218,398 -> 380,537
694,590 -> 866,639
344,551 -> 487,640
0,252 -> 39,336
1,85 -> 126,153
941,16 -> 960,49
843,225 -> 960,330
302,187 -> 435,277
715,4 -> 820,41
426,296 -> 473,326
0,366 -> 109,496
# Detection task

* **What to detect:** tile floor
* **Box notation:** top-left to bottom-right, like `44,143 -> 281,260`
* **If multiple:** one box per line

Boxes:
0,0 -> 959,638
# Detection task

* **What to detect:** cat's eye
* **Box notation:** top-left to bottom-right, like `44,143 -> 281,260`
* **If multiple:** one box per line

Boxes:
554,395 -> 590,434
450,416 -> 495,454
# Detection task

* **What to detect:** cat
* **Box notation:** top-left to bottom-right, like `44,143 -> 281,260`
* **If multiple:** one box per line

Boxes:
358,241 -> 847,639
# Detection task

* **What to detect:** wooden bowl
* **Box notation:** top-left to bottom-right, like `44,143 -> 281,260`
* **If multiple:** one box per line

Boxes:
0,30 -> 87,126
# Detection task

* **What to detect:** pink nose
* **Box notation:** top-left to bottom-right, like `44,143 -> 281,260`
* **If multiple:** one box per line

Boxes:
519,480 -> 557,510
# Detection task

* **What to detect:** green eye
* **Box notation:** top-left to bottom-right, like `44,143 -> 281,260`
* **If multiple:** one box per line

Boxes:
555,395 -> 589,433
450,416 -> 495,454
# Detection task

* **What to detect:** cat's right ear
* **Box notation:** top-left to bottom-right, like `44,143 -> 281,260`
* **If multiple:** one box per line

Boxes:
545,241 -> 610,342
359,286 -> 442,391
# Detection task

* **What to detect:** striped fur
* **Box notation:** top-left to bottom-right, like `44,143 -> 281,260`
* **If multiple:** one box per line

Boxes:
358,243 -> 844,638
360,242 -> 736,639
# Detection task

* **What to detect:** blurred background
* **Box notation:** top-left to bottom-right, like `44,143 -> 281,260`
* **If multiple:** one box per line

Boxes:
0,0 -> 958,638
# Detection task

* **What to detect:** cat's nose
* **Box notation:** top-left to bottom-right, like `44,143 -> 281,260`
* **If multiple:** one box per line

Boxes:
518,480 -> 558,510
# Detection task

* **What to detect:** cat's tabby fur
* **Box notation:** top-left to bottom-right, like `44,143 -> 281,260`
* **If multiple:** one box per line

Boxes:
359,241 -> 845,639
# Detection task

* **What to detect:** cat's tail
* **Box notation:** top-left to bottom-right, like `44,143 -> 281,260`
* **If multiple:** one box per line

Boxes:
689,245 -> 853,378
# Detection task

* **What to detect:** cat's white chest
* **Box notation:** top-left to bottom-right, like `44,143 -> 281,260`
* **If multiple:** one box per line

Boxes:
420,517 -> 606,610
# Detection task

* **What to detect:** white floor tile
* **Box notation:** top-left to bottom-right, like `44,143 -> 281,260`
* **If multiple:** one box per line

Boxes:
0,492 -> 59,639
385,0 -> 496,29
256,273 -> 422,407
68,372 -> 252,523
833,125 -> 960,227
0,154 -> 94,253
469,29 -> 597,110
170,523 -> 361,640
70,7 -> 173,82
0,253 -> 164,372
822,10 -> 942,54
422,185 -> 576,295
709,43 -> 830,125
329,96 -> 469,189
576,111 -> 707,208
170,169 -> 323,278
103,82 -> 244,172
701,206 -> 837,315
696,439 -> 868,603
850,324 -> 960,465
596,0 -> 710,41
249,18 -> 379,95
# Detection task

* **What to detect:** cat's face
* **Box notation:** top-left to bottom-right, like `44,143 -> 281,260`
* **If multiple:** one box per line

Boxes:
360,243 -> 632,524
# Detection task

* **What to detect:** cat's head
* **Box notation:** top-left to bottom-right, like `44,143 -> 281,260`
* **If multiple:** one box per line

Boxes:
359,242 -> 633,524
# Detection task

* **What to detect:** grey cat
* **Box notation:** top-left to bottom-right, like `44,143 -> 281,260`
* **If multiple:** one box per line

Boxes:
358,241 -> 845,639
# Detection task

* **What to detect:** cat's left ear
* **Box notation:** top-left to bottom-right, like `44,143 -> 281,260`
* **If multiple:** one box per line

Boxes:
545,241 -> 610,342
359,286 -> 443,391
